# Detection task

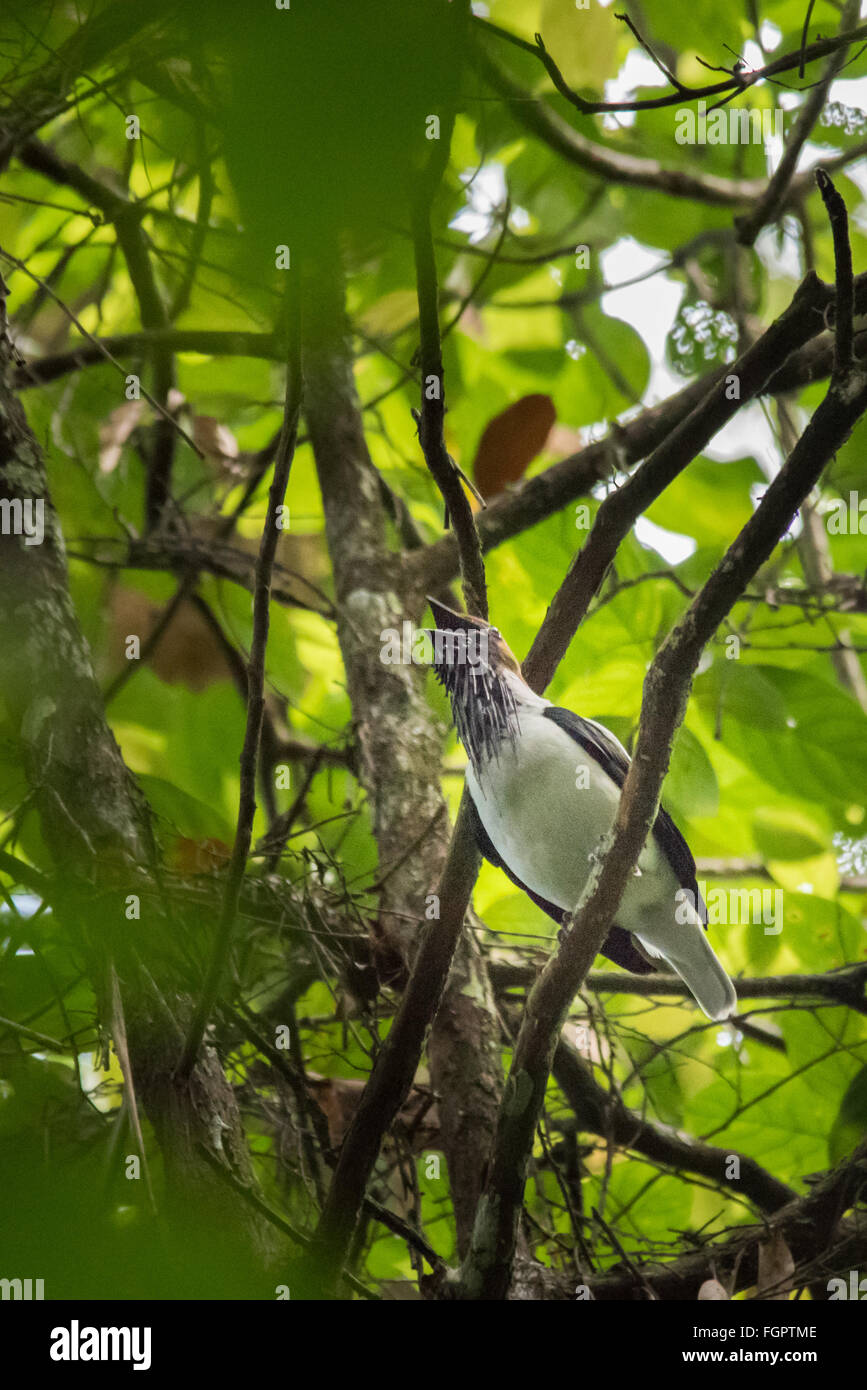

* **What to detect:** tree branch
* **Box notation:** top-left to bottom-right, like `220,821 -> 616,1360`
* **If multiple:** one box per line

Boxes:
13,330 -> 281,390
0,249 -> 201,460
470,43 -> 769,207
177,290 -> 302,1077
473,13 -> 867,117
455,171 -> 867,1300
817,171 -> 856,377
552,1038 -> 796,1215
522,269 -> 833,694
17,137 -> 181,526
311,793 -> 482,1290
736,0 -> 859,247
405,296 -> 867,597
490,962 -> 867,1015
584,1136 -> 867,1299
412,189 -> 487,618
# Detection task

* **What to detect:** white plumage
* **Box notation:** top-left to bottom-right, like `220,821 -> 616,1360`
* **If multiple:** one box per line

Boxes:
464,670 -> 736,1022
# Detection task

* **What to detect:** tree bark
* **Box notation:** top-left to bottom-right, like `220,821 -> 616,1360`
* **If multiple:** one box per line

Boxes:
301,245 -> 502,1259
0,312 -> 283,1289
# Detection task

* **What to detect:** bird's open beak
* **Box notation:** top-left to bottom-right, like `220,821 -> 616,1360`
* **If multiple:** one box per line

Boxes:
426,596 -> 487,635
424,598 -> 491,673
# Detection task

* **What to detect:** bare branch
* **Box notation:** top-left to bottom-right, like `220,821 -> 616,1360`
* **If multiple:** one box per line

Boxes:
490,962 -> 867,1015
522,270 -> 832,694
584,1135 -> 867,1299
311,793 -> 482,1291
406,293 -> 867,597
13,329 -> 281,389
0,248 -> 202,460
473,12 -> 867,117
412,190 -> 487,618
457,175 -> 867,1300
737,0 -> 859,246
817,170 -> 856,376
553,1038 -> 797,1215
469,43 -> 768,208
177,292 -> 302,1078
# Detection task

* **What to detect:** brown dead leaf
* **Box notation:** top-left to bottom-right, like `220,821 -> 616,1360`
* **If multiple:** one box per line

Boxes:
170,837 -> 232,876
99,400 -> 145,474
472,393 -> 556,500
192,414 -> 240,467
108,588 -> 232,691
306,1074 -> 439,1152
757,1230 -> 795,1300
698,1278 -> 729,1300
306,1075 -> 366,1147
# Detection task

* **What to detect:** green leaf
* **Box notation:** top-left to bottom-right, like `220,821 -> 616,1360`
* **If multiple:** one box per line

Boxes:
136,775 -> 234,844
829,1066 -> 867,1165
664,726 -> 719,822
752,806 -> 831,861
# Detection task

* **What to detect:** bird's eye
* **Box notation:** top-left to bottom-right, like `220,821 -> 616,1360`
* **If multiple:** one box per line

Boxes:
489,628 -> 499,638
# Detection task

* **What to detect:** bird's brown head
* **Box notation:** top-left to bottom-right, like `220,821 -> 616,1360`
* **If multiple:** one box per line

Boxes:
425,597 -> 522,678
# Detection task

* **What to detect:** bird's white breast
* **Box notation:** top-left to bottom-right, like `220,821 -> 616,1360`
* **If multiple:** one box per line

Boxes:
466,705 -> 672,924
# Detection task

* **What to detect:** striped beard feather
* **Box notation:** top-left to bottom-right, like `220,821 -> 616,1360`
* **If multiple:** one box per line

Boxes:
433,657 -> 521,776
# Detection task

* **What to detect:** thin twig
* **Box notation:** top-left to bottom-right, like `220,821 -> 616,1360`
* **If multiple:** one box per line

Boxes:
612,13 -> 685,91
800,0 -> 818,79
441,196 -> 511,341
0,1014 -> 64,1050
475,14 -> 867,116
0,245 -> 203,458
412,191 -> 487,619
816,168 -> 855,376
177,291 -> 302,1078
737,0 -> 859,247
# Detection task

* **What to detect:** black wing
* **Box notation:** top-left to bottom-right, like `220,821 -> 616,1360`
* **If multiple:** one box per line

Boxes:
465,790 -> 657,975
543,706 -> 707,927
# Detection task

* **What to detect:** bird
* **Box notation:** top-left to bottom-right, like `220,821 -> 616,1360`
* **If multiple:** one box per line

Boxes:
425,597 -> 736,1021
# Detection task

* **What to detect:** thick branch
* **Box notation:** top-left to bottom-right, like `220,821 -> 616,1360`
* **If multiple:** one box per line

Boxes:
311,795 -> 481,1290
522,270 -> 833,693
405,305 -> 867,598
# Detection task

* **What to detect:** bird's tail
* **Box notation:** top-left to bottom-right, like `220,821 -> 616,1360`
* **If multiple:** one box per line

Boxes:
638,916 -> 737,1021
